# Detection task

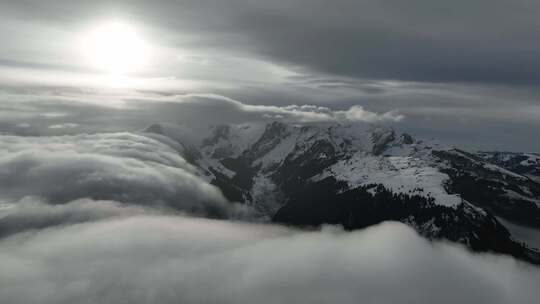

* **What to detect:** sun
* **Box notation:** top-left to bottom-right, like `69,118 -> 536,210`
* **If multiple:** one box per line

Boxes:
83,22 -> 148,75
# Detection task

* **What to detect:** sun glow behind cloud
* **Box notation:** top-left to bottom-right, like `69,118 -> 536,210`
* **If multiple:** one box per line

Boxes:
82,21 -> 149,75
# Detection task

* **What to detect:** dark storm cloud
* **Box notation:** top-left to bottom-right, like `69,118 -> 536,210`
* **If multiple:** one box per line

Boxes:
3,0 -> 540,84
0,218 -> 539,304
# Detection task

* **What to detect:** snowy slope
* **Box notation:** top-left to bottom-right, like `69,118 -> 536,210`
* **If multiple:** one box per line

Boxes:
317,154 -> 462,207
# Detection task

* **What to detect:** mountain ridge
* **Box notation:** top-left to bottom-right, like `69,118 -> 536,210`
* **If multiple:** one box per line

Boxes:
143,121 -> 540,264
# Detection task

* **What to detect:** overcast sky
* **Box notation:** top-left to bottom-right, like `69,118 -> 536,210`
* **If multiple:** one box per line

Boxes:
1,0 -> 540,150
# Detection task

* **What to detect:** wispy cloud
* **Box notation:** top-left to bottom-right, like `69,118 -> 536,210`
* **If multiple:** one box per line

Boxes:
158,93 -> 404,123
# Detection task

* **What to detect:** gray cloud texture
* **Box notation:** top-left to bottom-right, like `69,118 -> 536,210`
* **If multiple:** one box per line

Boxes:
0,92 -> 403,140
0,132 -> 249,219
2,85 -> 540,151
140,93 -> 404,124
3,0 -> 540,84
0,198 -> 153,238
0,217 -> 539,304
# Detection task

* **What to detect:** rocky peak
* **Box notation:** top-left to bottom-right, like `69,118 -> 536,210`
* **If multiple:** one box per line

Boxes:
371,128 -> 396,155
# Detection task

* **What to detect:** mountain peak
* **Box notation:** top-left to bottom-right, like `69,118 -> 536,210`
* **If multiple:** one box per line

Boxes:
143,119 -> 540,263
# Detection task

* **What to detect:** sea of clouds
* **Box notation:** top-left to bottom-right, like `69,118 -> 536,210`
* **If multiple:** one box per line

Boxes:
0,131 -> 539,304
1,216 -> 540,304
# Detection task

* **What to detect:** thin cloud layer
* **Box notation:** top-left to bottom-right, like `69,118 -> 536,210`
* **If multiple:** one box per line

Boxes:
0,91 -> 403,140
0,217 -> 538,304
0,132 -> 249,219
154,93 -> 404,123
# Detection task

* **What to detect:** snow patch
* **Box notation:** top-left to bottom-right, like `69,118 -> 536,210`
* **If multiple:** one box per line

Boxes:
318,154 -> 462,207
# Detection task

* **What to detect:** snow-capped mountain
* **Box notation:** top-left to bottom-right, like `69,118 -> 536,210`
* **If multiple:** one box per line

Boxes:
144,121 -> 540,264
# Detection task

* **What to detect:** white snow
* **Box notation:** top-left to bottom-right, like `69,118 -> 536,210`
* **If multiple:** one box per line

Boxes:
254,131 -> 298,169
317,153 -> 462,207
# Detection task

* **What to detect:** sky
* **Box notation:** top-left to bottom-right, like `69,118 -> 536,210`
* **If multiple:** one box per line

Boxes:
1,0 -> 540,151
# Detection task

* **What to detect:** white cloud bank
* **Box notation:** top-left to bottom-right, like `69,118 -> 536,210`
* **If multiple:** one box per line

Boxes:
0,133 -> 250,219
0,217 -> 538,304
197,93 -> 404,122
